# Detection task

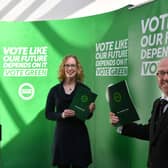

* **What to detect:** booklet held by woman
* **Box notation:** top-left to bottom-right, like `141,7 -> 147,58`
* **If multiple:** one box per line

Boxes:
69,85 -> 97,121
108,80 -> 139,126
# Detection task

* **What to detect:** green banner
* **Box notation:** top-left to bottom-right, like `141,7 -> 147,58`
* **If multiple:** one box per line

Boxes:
0,0 -> 167,167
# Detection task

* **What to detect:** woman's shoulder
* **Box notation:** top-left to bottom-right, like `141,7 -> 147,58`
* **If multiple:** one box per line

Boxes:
49,83 -> 62,92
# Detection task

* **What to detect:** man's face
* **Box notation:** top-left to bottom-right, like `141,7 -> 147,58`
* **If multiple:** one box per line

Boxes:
157,58 -> 168,96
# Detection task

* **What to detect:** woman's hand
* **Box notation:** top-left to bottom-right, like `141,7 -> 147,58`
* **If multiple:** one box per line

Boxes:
62,109 -> 75,118
89,102 -> 96,113
109,112 -> 120,125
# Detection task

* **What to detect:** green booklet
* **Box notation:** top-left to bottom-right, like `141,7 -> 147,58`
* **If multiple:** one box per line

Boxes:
108,80 -> 139,126
69,85 -> 97,121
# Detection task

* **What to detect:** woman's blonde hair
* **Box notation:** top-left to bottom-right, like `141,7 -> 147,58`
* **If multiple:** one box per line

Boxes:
58,55 -> 84,82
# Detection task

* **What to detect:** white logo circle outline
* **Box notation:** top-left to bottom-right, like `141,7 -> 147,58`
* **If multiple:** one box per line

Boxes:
18,83 -> 35,100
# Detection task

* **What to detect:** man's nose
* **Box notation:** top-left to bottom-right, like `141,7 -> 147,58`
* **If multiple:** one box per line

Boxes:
163,72 -> 168,79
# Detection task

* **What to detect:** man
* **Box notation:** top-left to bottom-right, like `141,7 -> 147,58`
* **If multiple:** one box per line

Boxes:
110,57 -> 168,168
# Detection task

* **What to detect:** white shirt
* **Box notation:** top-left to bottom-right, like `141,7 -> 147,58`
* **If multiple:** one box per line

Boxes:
160,94 -> 168,113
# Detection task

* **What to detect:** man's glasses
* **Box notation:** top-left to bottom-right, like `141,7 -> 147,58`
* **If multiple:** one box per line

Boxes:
156,71 -> 168,77
64,64 -> 76,68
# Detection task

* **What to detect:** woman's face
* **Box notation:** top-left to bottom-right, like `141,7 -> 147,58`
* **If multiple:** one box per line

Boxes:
64,57 -> 77,80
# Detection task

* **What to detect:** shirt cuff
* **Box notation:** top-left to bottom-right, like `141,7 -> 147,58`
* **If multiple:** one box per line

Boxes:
117,126 -> 123,134
61,112 -> 65,119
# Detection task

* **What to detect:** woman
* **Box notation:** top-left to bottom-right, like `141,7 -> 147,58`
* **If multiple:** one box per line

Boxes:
45,55 -> 95,168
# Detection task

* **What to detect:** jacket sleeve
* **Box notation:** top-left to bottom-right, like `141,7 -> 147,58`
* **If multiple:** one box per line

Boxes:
121,99 -> 160,141
122,122 -> 150,140
45,86 -> 62,121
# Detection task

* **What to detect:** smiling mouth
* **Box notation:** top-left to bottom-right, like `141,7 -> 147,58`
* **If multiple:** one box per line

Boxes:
162,82 -> 168,88
163,81 -> 168,85
67,72 -> 74,75
66,72 -> 75,76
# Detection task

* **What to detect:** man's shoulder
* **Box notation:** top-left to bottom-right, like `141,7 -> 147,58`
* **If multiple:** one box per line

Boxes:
153,97 -> 161,106
154,97 -> 161,102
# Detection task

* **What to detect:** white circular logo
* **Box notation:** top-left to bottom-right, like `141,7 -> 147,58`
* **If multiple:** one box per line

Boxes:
18,83 -> 35,100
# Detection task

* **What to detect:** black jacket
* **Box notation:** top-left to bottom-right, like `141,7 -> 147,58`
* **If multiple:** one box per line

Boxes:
122,98 -> 168,168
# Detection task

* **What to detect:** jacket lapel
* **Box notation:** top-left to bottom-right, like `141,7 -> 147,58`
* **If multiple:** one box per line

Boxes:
151,101 -> 168,145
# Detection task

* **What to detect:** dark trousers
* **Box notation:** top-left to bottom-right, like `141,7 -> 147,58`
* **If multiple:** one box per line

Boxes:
58,165 -> 87,168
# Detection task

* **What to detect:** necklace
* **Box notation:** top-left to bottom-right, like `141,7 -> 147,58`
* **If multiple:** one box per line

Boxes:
63,84 -> 75,94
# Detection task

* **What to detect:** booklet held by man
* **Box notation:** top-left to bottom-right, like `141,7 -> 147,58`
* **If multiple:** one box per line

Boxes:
69,85 -> 97,121
108,80 -> 139,126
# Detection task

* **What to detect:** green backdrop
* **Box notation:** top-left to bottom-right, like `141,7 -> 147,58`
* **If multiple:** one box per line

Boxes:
0,0 -> 167,167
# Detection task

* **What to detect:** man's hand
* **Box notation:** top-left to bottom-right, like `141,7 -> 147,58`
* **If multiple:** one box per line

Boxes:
109,112 -> 120,125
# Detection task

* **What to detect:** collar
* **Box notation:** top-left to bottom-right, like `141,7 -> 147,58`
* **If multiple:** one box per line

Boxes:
161,93 -> 168,101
